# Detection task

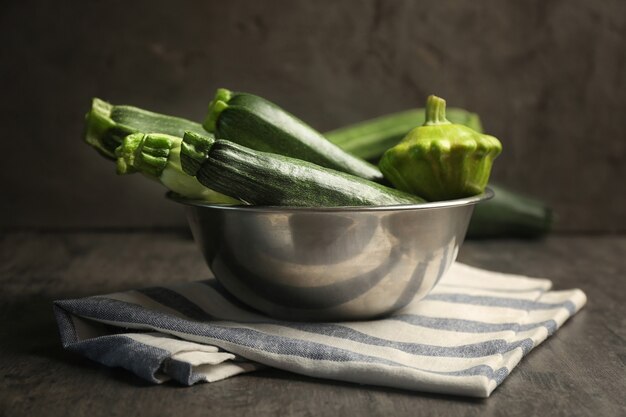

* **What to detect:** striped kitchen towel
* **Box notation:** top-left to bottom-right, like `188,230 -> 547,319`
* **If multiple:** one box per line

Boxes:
53,263 -> 586,398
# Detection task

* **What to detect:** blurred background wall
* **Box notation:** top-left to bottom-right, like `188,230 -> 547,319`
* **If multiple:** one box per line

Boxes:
1,0 -> 625,232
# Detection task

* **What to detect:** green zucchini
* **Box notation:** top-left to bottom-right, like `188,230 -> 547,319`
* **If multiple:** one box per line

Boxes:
203,89 -> 384,182
181,132 -> 424,207
467,184 -> 553,238
324,108 -> 483,161
115,132 -> 238,204
85,98 -> 207,159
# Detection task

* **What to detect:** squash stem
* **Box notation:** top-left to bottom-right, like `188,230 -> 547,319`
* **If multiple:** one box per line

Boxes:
424,95 -> 451,126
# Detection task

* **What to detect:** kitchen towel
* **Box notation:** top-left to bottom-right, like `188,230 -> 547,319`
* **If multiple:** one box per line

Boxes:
53,263 -> 586,398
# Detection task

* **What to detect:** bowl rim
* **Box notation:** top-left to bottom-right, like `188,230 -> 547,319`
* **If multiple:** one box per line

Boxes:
166,187 -> 494,213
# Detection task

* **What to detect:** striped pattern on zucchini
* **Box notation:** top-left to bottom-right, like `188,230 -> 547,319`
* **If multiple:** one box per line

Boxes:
181,132 -> 424,207
203,88 -> 384,182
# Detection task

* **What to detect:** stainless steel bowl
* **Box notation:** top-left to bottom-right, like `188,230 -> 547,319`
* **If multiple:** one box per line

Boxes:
169,188 -> 493,321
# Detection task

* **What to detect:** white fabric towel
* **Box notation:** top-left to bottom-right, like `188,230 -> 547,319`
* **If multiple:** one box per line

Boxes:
54,263 -> 586,398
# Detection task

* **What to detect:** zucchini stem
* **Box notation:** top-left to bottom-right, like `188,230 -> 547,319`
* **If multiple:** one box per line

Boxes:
115,133 -> 173,178
181,131 -> 216,176
204,88 -> 233,132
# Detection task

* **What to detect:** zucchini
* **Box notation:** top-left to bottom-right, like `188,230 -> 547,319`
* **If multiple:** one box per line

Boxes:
324,108 -> 483,161
203,89 -> 384,182
467,184 -> 553,238
85,98 -> 207,159
181,132 -> 424,207
115,132 -> 238,204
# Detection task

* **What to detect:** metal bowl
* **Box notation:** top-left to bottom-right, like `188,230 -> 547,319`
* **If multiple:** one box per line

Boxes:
169,188 -> 493,321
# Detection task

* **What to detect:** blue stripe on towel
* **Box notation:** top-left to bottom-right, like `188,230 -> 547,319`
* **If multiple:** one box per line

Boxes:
166,359 -> 206,385
392,315 -> 559,335
436,284 -> 551,293
137,285 -> 536,357
424,293 -> 576,314
53,297 -> 510,382
68,334 -> 170,383
195,278 -> 553,337
446,365 -> 509,385
55,297 -> 401,365
285,323 -> 535,356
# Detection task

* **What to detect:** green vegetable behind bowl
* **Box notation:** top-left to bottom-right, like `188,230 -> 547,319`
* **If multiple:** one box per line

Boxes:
325,107 -> 483,162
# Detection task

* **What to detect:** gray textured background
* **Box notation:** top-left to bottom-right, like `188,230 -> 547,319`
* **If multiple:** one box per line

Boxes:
1,0 -> 625,232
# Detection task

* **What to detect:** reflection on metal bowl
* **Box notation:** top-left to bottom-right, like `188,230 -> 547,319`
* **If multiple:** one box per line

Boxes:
169,189 -> 493,321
